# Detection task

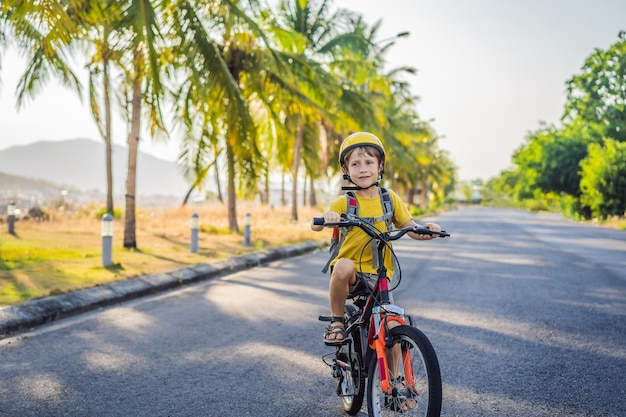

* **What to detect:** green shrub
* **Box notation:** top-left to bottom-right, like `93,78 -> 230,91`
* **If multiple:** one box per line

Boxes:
200,224 -> 233,235
580,139 -> 626,218
93,207 -> 123,220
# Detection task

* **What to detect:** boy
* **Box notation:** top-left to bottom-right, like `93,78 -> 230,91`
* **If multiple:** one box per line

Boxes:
311,132 -> 441,344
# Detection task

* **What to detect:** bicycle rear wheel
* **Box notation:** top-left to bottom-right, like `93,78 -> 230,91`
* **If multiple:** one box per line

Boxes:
337,304 -> 365,415
366,325 -> 442,417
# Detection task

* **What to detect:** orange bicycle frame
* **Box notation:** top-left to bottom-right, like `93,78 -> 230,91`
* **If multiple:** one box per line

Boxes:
367,277 -> 414,394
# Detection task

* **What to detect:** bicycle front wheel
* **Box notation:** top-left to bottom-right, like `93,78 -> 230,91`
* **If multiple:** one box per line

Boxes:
366,325 -> 442,417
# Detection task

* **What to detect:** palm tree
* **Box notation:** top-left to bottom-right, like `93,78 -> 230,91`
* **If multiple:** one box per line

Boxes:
0,0 -> 83,120
4,0 -> 167,248
334,17 -> 446,203
165,0 -> 265,232
12,2 -> 83,94
178,118 -> 223,205
169,0 -> 337,228
117,0 -> 168,248
272,0 -> 372,218
81,1 -> 127,215
2,0 -> 141,224
1,1 -> 124,216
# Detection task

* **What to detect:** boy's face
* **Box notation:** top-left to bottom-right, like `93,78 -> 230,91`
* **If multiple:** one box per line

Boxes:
345,148 -> 383,188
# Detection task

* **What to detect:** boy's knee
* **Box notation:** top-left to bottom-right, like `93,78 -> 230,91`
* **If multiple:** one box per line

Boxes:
334,258 -> 354,272
332,258 -> 355,283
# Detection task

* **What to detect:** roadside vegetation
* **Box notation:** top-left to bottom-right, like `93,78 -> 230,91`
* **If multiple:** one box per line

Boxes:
480,31 -> 626,226
0,203 -> 324,306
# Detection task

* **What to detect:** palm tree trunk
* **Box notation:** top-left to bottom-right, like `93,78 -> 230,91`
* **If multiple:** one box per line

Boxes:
302,172 -> 307,206
420,179 -> 429,208
123,67 -> 141,249
309,175 -> 316,207
263,169 -> 270,205
319,121 -> 329,172
214,158 -> 223,203
182,184 -> 195,206
103,55 -> 114,215
226,143 -> 239,232
291,126 -> 303,221
281,172 -> 286,206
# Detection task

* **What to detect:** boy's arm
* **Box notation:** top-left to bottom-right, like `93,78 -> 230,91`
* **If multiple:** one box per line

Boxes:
390,190 -> 441,240
311,196 -> 345,231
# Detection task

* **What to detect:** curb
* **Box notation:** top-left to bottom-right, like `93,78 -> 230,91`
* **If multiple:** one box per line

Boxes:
0,240 -> 326,337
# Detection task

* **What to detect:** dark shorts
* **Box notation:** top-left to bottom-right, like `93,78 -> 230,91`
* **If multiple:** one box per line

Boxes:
348,272 -> 378,298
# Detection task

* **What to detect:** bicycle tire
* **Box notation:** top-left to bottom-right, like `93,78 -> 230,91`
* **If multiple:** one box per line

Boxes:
337,304 -> 366,415
366,325 -> 442,417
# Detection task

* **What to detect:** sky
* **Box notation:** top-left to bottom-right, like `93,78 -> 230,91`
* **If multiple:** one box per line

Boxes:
1,0 -> 625,181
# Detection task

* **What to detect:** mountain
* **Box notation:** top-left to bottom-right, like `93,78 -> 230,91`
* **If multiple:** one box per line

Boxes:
0,171 -> 65,192
0,139 -> 189,199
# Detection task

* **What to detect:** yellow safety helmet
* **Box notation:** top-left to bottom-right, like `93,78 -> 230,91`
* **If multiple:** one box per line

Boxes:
338,132 -> 386,166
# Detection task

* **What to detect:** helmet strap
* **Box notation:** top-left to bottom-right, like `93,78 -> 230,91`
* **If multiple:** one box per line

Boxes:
341,183 -> 378,191
341,173 -> 381,191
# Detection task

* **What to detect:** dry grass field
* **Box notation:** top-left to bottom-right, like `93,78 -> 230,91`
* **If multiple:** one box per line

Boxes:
0,202 -> 325,306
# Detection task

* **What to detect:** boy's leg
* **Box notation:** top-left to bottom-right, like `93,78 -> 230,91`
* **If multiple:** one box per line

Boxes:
326,258 -> 356,341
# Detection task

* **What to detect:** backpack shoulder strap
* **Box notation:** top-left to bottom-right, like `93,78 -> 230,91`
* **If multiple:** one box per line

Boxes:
375,187 -> 394,230
368,187 -> 394,271
345,191 -> 358,216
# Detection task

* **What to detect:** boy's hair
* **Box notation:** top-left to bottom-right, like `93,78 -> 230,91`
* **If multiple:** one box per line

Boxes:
341,145 -> 383,168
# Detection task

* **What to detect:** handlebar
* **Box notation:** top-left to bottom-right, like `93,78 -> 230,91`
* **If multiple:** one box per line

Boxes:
312,216 -> 450,240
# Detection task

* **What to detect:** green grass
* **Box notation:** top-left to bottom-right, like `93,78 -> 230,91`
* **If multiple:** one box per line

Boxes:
0,204 -> 323,306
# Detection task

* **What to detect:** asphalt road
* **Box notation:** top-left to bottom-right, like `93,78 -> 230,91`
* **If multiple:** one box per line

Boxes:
1,206 -> 624,417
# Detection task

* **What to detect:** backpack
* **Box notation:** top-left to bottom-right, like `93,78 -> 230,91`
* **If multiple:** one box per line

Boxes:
322,187 -> 394,273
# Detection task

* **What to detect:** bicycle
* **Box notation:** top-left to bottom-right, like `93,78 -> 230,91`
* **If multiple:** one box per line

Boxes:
313,214 -> 449,417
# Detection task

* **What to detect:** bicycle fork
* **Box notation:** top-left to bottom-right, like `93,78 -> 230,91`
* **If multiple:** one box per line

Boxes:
369,305 -> 417,394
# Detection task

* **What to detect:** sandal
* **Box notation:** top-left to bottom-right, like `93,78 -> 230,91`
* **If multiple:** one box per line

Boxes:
323,316 -> 346,345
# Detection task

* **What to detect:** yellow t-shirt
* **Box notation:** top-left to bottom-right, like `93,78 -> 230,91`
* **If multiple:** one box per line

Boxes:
328,188 -> 413,277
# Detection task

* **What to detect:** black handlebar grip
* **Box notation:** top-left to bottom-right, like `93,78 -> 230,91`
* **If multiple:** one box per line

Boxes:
312,217 -> 325,226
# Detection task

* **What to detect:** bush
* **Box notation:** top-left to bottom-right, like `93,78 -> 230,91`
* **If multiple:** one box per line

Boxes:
93,207 -> 123,220
409,205 -> 424,218
580,139 -> 626,218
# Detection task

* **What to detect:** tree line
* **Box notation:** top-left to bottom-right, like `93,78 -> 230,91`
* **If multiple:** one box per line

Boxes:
486,31 -> 626,220
0,0 -> 455,249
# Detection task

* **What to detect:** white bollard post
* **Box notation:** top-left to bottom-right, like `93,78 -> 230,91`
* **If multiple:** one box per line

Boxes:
101,214 -> 113,266
190,213 -> 199,253
7,201 -> 16,234
243,212 -> 251,245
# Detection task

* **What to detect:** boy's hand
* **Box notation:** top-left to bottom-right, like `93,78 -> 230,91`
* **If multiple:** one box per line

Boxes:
421,222 -> 441,240
321,212 -> 341,223
311,212 -> 341,231
405,220 -> 441,240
